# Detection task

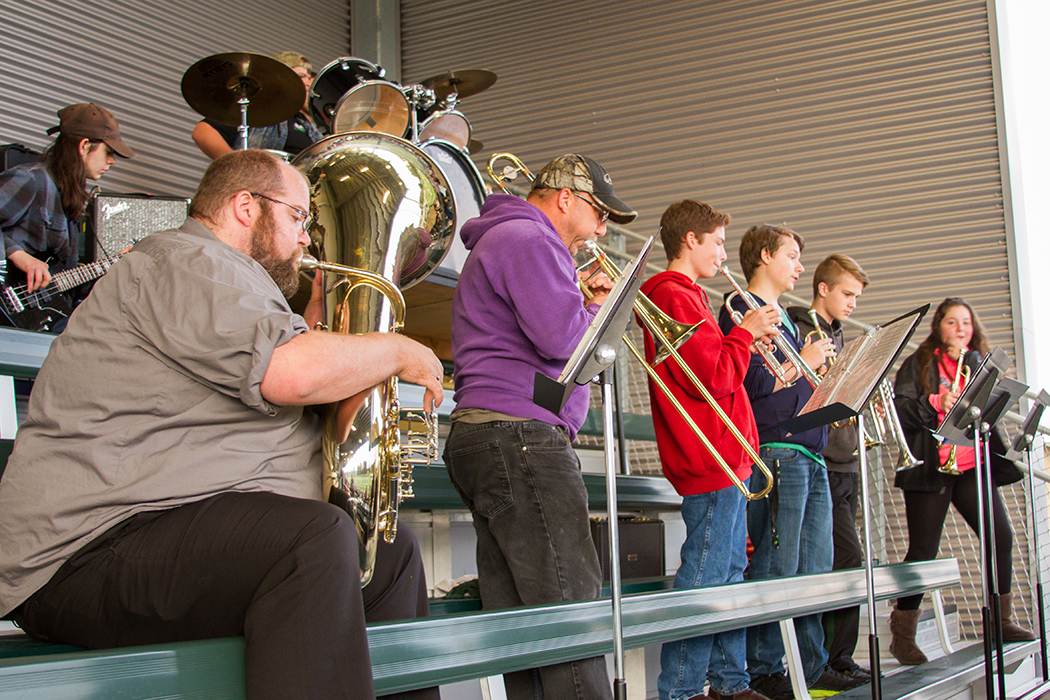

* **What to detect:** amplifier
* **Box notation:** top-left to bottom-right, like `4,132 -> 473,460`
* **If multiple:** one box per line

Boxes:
87,193 -> 190,261
0,143 -> 41,171
590,516 -> 665,582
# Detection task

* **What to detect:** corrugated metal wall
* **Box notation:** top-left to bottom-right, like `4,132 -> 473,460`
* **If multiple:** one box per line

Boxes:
402,0 -> 1017,361
0,0 -> 350,199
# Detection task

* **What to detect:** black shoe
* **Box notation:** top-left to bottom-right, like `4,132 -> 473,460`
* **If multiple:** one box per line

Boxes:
812,665 -> 868,691
749,672 -> 794,700
832,661 -> 872,683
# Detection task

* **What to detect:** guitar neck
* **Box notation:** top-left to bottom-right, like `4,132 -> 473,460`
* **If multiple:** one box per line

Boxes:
50,258 -> 114,293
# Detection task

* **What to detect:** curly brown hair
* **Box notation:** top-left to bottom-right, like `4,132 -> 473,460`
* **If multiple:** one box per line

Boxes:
914,297 -> 990,394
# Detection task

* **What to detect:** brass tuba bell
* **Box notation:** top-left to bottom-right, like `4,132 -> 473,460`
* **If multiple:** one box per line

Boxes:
293,132 -> 455,585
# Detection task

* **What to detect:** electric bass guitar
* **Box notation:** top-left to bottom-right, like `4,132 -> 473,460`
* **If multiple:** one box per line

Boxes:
0,256 -> 120,332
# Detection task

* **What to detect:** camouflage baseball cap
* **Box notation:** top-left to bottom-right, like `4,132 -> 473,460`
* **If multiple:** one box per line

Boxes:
530,154 -> 637,225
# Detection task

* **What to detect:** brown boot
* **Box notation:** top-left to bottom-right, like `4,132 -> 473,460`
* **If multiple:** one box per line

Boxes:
1000,593 -> 1037,642
889,607 -> 929,665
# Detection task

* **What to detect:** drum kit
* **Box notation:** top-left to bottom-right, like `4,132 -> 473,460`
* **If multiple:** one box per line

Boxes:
181,52 -> 494,266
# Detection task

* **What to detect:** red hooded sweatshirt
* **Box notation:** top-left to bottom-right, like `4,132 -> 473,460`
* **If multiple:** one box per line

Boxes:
640,270 -> 759,496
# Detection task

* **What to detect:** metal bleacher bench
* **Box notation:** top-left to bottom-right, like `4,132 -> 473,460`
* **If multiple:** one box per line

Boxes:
0,560 -> 961,698
0,327 -> 966,697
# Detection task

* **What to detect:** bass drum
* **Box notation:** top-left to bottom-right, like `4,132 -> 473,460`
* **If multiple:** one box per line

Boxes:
420,139 -> 488,274
417,109 -> 471,150
309,57 -> 408,137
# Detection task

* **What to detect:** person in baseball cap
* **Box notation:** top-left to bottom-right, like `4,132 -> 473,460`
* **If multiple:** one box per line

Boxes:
0,103 -> 135,312
442,151 -> 638,699
530,153 -> 637,225
46,103 -> 135,159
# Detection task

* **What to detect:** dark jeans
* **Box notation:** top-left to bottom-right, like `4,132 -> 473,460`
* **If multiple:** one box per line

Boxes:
898,469 -> 1014,610
745,447 -> 831,685
13,491 -> 437,700
443,420 -> 612,700
823,471 -> 862,671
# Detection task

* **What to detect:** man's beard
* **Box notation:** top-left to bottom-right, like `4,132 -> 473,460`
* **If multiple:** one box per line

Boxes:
250,208 -> 301,298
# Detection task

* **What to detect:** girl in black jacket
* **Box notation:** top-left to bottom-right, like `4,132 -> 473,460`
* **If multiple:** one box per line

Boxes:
889,298 -> 1033,665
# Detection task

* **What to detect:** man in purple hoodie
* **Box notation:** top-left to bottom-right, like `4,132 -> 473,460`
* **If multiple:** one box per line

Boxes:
443,154 -> 636,700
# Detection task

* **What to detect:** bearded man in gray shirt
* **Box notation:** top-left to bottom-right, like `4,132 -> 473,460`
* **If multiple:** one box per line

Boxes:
0,149 -> 444,700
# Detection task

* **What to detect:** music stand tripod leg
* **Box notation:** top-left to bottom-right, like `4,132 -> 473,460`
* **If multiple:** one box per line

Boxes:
599,368 -> 627,700
981,423 -> 1007,700
972,414 -> 998,700
1026,442 -> 1050,681
857,413 -> 882,700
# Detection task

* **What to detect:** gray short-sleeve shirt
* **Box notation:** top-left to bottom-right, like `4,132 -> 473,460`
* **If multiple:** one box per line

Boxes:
0,218 -> 318,616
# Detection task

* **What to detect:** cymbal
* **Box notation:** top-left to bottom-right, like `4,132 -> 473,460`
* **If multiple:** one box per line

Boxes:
181,52 -> 305,128
419,69 -> 497,101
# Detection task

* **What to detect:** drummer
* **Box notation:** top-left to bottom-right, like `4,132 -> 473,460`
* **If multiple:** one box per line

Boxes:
190,51 -> 325,160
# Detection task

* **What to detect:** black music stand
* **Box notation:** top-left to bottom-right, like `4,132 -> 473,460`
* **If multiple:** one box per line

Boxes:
787,306 -> 927,700
1006,390 -> 1050,685
533,236 -> 654,700
936,347 -> 1026,700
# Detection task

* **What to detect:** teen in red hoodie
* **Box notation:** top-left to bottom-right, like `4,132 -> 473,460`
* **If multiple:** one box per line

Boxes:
641,200 -> 779,700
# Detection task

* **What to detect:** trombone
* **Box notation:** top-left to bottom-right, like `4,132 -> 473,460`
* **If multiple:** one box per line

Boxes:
719,267 -> 822,389
486,152 -> 773,500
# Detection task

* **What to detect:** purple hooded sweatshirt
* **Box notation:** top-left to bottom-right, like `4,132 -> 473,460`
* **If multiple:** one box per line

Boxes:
450,194 -> 598,439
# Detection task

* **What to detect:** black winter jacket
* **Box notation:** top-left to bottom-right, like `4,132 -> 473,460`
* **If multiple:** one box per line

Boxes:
892,351 -> 1022,492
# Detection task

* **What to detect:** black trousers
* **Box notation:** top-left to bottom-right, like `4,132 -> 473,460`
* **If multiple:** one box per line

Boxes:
897,469 -> 1014,610
14,491 -> 438,700
824,471 -> 863,670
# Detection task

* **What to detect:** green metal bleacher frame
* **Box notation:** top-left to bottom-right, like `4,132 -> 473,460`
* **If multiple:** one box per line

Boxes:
0,326 -> 974,697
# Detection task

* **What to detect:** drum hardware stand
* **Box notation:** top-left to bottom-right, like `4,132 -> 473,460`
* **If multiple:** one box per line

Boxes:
237,96 -> 250,151
533,237 -> 654,700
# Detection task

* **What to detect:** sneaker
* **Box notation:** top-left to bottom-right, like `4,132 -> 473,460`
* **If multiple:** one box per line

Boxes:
709,689 -> 773,699
832,661 -> 872,683
812,665 -> 867,691
749,672 -> 794,700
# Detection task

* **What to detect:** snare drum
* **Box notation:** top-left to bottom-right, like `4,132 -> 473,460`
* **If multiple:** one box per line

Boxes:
420,140 -> 488,274
309,57 -> 409,137
417,109 -> 471,150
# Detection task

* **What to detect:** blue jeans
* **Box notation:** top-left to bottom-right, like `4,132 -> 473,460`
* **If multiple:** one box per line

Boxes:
443,420 -> 611,700
745,447 -> 832,685
659,484 -> 750,700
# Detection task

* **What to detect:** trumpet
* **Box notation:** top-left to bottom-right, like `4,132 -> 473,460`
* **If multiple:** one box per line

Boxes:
805,309 -> 834,367
486,152 -> 772,500
719,267 -> 822,389
938,349 -> 970,475
871,378 -> 923,471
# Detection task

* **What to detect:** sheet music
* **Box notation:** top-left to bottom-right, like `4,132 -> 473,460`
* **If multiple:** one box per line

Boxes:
784,305 -> 928,433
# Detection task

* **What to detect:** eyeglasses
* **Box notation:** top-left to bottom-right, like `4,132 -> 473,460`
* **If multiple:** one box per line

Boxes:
251,192 -> 312,232
571,191 -> 609,223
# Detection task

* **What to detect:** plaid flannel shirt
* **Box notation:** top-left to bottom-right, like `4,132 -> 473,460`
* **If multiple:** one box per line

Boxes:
0,162 -> 78,275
